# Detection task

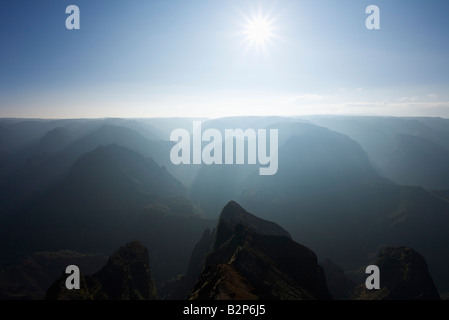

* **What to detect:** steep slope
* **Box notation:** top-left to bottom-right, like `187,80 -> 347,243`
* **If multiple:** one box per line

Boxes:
433,189 -> 449,201
306,116 -> 449,189
186,120 -> 449,295
123,202 -> 215,288
214,200 -> 291,247
32,126 -> 76,155
1,144 -> 214,286
0,124 -> 170,213
161,228 -> 215,299
63,124 -> 164,161
381,134 -> 449,189
46,241 -> 158,300
0,119 -> 67,154
163,201 -> 293,299
67,143 -> 185,205
190,121 -> 388,216
238,122 -> 392,265
27,143 -> 186,226
321,258 -> 357,300
188,202 -> 331,300
233,122 -> 449,292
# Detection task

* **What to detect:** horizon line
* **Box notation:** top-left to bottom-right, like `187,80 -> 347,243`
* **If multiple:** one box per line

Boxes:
1,114 -> 449,121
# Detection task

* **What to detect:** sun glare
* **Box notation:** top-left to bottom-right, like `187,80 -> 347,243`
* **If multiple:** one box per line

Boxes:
242,14 -> 275,49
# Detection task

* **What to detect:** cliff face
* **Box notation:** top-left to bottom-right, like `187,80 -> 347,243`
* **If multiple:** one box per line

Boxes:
42,207 -> 441,301
321,258 -> 357,300
45,241 -> 157,300
188,201 -> 332,300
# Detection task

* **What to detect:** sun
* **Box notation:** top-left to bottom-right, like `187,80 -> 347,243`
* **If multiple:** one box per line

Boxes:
242,14 -> 275,49
245,17 -> 273,44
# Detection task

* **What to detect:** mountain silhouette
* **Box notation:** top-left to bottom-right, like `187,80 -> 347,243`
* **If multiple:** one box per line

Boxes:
24,144 -> 185,228
2,116 -> 449,299
233,122 -> 449,292
0,124 -> 152,212
1,144 -> 214,286
353,246 -> 441,300
307,116 -> 449,189
381,134 -> 449,189
0,250 -> 107,300
46,241 -> 157,300
33,126 -> 76,155
187,201 -> 331,300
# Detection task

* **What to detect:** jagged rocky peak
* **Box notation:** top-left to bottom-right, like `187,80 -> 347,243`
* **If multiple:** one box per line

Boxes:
215,201 -> 291,249
46,241 -> 158,300
94,240 -> 157,300
188,201 -> 332,300
106,240 -> 150,268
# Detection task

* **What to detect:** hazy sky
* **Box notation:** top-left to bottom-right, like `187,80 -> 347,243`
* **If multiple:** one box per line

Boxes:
1,0 -> 449,118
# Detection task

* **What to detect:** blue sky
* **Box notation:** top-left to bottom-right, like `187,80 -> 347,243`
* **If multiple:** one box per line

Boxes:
1,0 -> 449,118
